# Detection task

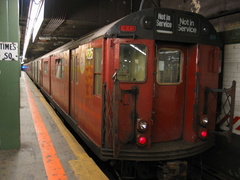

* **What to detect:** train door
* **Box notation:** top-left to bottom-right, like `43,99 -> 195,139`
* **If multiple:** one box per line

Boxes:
152,45 -> 186,142
70,48 -> 78,121
49,55 -> 53,96
42,57 -> 51,94
33,61 -> 35,80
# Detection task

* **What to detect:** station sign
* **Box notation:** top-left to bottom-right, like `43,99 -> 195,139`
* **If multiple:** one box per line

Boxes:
0,42 -> 18,61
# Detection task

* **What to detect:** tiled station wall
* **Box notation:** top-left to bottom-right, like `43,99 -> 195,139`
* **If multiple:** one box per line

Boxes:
223,43 -> 240,117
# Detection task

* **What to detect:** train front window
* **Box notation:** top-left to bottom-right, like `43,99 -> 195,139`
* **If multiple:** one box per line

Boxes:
117,44 -> 147,82
157,49 -> 182,84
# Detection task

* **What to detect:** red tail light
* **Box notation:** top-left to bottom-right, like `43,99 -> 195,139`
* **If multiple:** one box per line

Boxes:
138,136 -> 147,145
198,128 -> 208,139
201,130 -> 208,138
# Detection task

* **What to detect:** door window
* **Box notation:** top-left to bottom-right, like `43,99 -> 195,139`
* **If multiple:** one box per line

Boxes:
55,58 -> 64,79
157,49 -> 182,84
44,61 -> 48,74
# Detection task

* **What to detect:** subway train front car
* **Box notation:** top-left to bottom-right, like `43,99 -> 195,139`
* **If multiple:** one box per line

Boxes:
25,8 -> 235,180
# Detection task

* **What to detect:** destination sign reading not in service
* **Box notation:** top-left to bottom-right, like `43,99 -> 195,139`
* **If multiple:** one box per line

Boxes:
177,15 -> 198,36
0,42 -> 18,61
156,12 -> 173,34
155,10 -> 199,37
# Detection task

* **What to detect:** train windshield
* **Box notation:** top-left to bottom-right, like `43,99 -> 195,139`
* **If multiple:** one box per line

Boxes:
156,49 -> 182,84
117,43 -> 147,82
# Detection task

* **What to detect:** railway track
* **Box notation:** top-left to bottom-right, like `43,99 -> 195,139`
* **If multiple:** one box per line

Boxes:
188,161 -> 237,180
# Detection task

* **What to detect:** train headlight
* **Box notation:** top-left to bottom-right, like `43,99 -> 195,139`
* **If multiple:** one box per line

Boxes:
200,116 -> 208,126
202,117 -> 208,124
198,128 -> 208,139
137,119 -> 148,133
140,121 -> 147,130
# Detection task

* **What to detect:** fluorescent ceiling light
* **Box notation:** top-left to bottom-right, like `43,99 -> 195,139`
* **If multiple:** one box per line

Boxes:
22,0 -> 45,60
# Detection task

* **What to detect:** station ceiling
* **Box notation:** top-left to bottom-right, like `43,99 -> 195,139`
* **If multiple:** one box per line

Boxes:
19,0 -> 240,61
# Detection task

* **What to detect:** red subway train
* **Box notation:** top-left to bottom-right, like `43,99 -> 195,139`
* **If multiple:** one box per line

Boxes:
25,8 -> 235,179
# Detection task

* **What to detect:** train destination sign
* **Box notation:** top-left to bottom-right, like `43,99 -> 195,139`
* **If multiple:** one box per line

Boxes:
156,12 -> 173,34
177,15 -> 198,36
155,11 -> 199,37
0,42 -> 18,61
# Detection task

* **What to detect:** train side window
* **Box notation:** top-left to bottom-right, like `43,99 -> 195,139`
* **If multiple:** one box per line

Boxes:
44,61 -> 48,74
157,49 -> 182,84
76,53 -> 79,83
55,58 -> 64,79
94,48 -> 102,95
71,53 -> 74,82
117,44 -> 147,82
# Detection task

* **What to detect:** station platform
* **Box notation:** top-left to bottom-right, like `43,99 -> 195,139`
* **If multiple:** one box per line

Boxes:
0,72 -> 108,180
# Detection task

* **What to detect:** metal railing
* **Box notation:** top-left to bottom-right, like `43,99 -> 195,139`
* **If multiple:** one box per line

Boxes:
205,81 -> 236,142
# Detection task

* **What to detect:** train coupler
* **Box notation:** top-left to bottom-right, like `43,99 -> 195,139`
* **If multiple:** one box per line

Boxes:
157,161 -> 188,180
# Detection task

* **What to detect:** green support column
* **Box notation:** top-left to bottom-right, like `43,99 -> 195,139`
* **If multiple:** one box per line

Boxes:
0,0 -> 20,149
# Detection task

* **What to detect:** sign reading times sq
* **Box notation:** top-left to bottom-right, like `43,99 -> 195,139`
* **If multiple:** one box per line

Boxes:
0,42 -> 18,61
156,11 -> 198,36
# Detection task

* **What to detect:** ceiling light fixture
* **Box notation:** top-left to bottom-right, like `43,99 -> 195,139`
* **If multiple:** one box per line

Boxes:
22,0 -> 45,60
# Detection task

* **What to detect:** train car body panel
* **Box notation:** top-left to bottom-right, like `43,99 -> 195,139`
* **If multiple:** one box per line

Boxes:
183,45 -> 199,141
102,40 -> 219,159
197,45 -> 219,130
69,39 -> 103,146
183,45 -> 220,142
50,51 -> 70,114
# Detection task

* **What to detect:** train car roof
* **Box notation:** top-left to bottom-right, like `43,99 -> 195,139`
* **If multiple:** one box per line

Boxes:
105,8 -> 222,46
38,8 -> 221,59
39,20 -> 121,59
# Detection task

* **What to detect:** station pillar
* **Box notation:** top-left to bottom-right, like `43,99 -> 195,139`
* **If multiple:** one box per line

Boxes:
0,0 -> 20,149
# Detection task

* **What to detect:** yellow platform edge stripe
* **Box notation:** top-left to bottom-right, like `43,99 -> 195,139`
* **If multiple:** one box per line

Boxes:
40,96 -> 108,180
